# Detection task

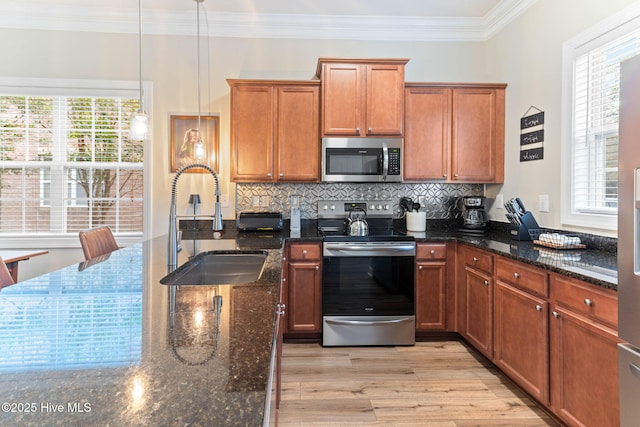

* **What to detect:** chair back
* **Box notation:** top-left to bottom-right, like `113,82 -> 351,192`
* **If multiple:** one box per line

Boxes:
0,257 -> 15,288
79,226 -> 119,260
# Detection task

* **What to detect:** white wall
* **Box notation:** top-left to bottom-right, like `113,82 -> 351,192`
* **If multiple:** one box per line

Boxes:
2,0 -> 637,278
484,0 -> 638,237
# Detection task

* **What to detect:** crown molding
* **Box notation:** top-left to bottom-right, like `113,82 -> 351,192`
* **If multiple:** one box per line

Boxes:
0,0 -> 538,42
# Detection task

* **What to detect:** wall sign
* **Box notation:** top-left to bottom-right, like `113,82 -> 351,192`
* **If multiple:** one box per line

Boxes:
520,106 -> 544,162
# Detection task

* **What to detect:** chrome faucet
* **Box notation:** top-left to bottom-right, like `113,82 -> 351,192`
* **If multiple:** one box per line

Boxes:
168,163 -> 223,270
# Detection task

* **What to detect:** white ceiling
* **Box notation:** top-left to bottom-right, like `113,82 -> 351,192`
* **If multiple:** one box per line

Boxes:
0,0 -> 539,41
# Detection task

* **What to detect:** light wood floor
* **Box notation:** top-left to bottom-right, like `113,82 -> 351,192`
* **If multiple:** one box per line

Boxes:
279,341 -> 561,426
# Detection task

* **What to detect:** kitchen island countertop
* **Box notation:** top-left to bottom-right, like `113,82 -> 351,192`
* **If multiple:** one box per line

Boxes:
0,231 -> 283,427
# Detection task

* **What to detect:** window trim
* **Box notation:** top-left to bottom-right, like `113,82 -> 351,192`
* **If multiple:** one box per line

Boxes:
561,3 -> 640,232
0,77 -> 152,249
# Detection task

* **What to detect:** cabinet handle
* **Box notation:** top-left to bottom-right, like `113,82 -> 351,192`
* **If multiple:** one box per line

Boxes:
535,304 -> 543,312
513,272 -> 520,279
483,280 -> 489,286
281,277 -> 286,282
454,174 -> 459,177
367,127 -> 372,133
356,127 -> 361,133
473,257 -> 479,262
267,173 -> 272,177
443,174 -> 448,178
279,173 -> 284,177
418,265 -> 423,270
584,298 -> 593,307
315,265 -> 319,270
430,250 -> 436,255
282,256 -> 287,261
302,250 -> 307,255
552,311 -> 559,318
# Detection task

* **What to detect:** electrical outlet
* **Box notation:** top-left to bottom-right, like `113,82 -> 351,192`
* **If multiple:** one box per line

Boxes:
538,194 -> 550,212
496,194 -> 504,208
260,195 -> 270,207
221,194 -> 230,208
252,196 -> 260,207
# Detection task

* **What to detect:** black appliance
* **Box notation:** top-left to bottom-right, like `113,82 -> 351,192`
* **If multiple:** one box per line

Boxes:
317,200 -> 416,347
460,196 -> 487,234
236,211 -> 283,231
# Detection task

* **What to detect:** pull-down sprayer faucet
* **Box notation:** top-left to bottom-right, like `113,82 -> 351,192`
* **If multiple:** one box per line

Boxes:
168,163 -> 223,270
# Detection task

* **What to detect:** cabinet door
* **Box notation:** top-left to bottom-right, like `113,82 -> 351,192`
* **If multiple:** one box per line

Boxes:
494,281 -> 549,404
276,85 -> 320,182
365,63 -> 405,136
321,63 -> 364,136
287,261 -> 322,332
230,85 -> 275,182
550,306 -> 620,427
451,88 -> 505,182
464,266 -> 493,358
415,260 -> 447,330
404,87 -> 451,181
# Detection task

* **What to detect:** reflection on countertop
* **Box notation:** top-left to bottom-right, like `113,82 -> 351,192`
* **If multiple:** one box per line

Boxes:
0,232 -> 283,426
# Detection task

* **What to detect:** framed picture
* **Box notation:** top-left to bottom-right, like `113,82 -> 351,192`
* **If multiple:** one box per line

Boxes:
170,114 -> 220,173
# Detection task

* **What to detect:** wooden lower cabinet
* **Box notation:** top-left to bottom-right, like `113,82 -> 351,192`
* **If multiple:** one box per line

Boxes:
494,281 -> 549,404
283,243 -> 322,336
415,243 -> 447,331
549,274 -> 620,427
463,265 -> 493,358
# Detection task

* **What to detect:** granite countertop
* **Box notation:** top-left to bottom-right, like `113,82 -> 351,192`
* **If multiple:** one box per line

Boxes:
0,219 -> 617,425
0,232 -> 283,427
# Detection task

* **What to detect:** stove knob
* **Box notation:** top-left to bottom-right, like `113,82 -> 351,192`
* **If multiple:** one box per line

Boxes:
384,204 -> 390,210
322,204 -> 328,211
330,204 -> 336,210
377,204 -> 383,210
369,204 -> 376,210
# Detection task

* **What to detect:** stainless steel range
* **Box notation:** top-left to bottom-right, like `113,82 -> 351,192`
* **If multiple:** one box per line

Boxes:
317,200 -> 416,347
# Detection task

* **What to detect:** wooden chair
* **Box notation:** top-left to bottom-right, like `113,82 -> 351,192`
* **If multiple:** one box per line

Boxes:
79,226 -> 119,260
0,257 -> 15,288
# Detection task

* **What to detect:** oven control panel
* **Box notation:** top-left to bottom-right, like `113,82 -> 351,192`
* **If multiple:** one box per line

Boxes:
317,200 -> 393,219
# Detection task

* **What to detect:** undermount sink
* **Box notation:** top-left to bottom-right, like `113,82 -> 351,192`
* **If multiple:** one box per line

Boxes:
160,250 -> 268,286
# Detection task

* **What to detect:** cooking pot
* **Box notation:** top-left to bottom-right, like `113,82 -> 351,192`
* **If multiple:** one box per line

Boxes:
346,208 -> 369,236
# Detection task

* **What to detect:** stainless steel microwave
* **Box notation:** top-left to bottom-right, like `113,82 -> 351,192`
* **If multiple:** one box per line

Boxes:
321,138 -> 403,182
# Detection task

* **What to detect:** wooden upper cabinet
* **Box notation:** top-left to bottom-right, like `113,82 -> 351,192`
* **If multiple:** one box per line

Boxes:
404,83 -> 506,183
403,87 -> 451,181
317,58 -> 408,137
452,87 -> 505,182
277,86 -> 320,181
229,84 -> 275,181
228,79 -> 320,183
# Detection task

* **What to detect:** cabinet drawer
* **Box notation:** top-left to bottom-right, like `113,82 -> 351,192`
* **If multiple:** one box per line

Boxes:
463,246 -> 493,274
288,243 -> 321,262
416,243 -> 447,260
551,274 -> 617,328
496,257 -> 549,297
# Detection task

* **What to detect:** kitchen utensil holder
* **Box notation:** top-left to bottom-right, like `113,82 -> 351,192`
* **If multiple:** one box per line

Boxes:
510,211 -> 540,241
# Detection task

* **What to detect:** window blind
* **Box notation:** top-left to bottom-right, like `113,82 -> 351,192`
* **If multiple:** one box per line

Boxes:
0,91 -> 144,236
571,29 -> 640,214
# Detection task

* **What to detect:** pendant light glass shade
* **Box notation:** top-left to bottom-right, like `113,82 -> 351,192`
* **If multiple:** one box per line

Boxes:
129,0 -> 148,141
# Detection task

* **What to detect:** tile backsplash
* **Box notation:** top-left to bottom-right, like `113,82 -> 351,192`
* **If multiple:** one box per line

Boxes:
236,182 -> 483,220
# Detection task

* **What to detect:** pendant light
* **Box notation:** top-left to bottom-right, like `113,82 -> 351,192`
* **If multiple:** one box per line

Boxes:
192,0 -> 206,160
129,0 -> 148,141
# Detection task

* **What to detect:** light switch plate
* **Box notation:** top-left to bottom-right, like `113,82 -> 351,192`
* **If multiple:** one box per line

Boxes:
538,194 -> 550,212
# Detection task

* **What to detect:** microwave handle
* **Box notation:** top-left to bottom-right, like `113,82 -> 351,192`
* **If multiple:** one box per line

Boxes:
382,143 -> 389,181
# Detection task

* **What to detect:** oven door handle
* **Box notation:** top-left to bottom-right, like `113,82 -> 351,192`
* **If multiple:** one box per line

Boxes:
323,243 -> 416,256
325,318 -> 414,326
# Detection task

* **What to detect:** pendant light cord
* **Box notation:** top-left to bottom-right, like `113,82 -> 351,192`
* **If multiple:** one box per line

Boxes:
138,0 -> 143,110
196,0 -> 202,131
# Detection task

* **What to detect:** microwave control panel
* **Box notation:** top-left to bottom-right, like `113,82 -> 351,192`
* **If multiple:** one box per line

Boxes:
388,148 -> 401,175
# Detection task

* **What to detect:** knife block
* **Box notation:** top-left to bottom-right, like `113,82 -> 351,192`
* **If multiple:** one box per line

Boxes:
510,211 -> 540,241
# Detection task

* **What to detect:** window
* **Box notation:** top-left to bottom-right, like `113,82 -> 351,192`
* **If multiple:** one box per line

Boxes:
562,6 -> 640,231
0,78 -> 147,243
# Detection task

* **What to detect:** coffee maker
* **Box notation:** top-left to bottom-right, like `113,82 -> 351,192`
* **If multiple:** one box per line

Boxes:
460,196 -> 487,233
